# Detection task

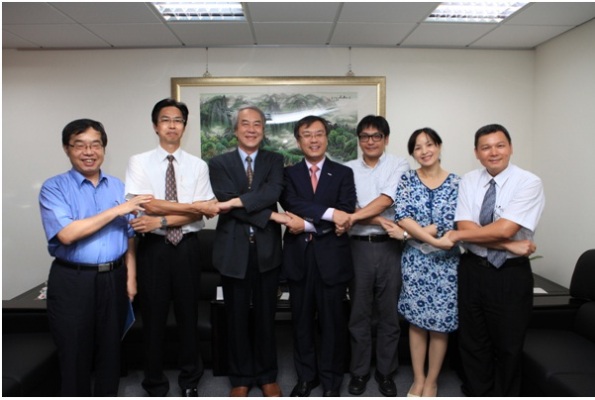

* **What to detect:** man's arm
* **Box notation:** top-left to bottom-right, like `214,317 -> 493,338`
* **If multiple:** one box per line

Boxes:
141,198 -> 219,219
209,153 -> 284,229
450,219 -> 522,245
445,220 -> 536,256
125,237 -> 137,301
56,195 -> 151,245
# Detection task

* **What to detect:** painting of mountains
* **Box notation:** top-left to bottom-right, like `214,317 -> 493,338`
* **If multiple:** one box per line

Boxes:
199,91 -> 359,165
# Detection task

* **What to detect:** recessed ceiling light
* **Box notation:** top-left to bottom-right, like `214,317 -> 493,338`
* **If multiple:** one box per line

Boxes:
426,2 -> 528,23
152,2 -> 245,22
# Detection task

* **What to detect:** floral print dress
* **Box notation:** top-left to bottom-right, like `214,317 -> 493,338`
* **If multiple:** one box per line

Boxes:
395,170 -> 461,333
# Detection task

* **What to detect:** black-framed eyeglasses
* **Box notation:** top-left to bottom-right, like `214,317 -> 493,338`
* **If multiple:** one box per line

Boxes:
358,133 -> 384,143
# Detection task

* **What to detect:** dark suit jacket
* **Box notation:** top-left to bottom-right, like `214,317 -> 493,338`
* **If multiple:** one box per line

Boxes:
280,158 -> 356,286
209,149 -> 284,279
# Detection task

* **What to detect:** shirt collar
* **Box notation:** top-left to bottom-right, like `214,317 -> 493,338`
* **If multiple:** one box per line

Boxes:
305,157 -> 326,171
157,146 -> 183,163
359,152 -> 386,169
68,168 -> 107,187
481,163 -> 514,188
238,148 -> 258,163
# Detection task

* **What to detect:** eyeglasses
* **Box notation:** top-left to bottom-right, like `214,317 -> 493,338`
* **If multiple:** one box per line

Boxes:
358,133 -> 384,143
158,117 -> 185,125
68,142 -> 104,152
299,132 -> 326,140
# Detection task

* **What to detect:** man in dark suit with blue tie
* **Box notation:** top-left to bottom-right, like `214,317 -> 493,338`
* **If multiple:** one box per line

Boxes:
281,115 -> 357,397
209,106 -> 289,397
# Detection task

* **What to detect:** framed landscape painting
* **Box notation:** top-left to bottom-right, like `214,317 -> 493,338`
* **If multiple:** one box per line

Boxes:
172,76 -> 386,165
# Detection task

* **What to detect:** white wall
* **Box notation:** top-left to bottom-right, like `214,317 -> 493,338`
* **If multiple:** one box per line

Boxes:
2,21 -> 592,298
532,19 -> 595,287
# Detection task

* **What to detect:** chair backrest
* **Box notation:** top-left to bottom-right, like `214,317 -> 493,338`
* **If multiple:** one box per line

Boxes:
569,249 -> 595,301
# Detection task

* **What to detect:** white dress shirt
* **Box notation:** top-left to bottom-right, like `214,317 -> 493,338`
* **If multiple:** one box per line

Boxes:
455,163 -> 545,258
125,146 -> 215,234
345,153 -> 410,236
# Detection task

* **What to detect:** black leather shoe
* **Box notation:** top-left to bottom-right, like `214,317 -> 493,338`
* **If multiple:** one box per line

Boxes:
375,371 -> 397,397
323,389 -> 340,397
290,379 -> 320,397
348,374 -> 370,395
183,387 -> 198,397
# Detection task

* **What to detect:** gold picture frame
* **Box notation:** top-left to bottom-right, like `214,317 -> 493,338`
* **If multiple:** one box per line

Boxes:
171,76 -> 386,164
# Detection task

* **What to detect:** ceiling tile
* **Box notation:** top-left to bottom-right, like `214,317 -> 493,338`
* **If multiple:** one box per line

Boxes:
170,22 -> 254,46
506,2 -> 595,26
50,2 -> 161,24
401,23 -> 496,48
331,22 -> 416,46
252,22 -> 334,45
2,29 -> 39,48
2,2 -> 73,24
246,2 -> 340,22
87,24 -> 182,47
339,2 -> 438,23
4,24 -> 110,48
470,24 -> 575,49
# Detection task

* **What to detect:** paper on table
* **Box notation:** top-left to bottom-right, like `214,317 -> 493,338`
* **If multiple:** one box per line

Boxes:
533,287 -> 548,294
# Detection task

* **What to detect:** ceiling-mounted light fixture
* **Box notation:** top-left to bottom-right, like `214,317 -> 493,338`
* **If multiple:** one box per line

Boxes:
426,2 -> 528,23
152,2 -> 245,22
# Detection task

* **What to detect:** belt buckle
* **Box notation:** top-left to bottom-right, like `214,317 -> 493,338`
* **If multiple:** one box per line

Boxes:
97,263 -> 111,272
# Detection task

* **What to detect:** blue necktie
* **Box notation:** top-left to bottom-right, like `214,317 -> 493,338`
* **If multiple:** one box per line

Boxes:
479,179 -> 507,268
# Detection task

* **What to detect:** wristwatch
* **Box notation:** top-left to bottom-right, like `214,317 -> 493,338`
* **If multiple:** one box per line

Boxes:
160,216 -> 167,229
403,231 -> 409,241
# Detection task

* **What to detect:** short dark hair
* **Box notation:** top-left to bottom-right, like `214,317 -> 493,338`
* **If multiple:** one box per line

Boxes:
232,105 -> 266,131
474,123 -> 511,148
293,115 -> 330,139
356,115 -> 390,137
151,98 -> 189,126
407,127 -> 442,156
62,119 -> 108,147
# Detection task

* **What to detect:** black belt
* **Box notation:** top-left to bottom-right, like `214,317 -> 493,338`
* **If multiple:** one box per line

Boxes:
466,252 -> 528,269
55,257 -> 124,272
351,234 -> 391,243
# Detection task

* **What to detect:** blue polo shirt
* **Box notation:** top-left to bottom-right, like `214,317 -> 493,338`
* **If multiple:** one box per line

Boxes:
39,168 -> 134,264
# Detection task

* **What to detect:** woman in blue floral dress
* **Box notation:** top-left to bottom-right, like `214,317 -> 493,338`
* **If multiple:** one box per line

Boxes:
383,128 -> 459,397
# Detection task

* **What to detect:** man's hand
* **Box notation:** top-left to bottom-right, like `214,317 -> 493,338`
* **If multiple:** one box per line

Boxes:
284,211 -> 305,235
433,234 -> 456,250
503,240 -> 536,257
333,210 -> 352,233
127,276 -> 137,301
270,211 -> 291,225
192,199 -> 219,218
121,194 -> 153,216
380,219 -> 406,240
130,215 -> 161,233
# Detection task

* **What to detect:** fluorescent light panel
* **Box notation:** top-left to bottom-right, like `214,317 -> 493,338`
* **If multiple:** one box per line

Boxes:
152,2 -> 245,21
427,2 -> 528,23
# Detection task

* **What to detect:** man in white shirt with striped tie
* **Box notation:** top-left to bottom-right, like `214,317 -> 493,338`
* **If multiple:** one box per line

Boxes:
446,123 -> 545,397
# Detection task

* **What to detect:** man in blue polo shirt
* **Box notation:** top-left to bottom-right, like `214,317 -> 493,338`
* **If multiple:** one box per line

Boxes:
39,119 -> 151,396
